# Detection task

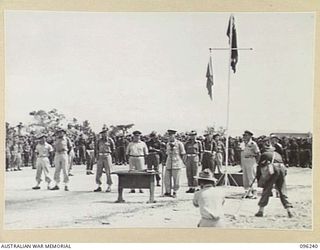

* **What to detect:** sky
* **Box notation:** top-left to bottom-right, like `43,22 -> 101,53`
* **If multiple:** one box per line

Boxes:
5,11 -> 315,136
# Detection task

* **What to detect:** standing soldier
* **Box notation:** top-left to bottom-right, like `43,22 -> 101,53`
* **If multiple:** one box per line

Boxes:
86,135 -> 96,175
241,130 -> 260,198
126,130 -> 148,193
6,139 -> 11,171
184,130 -> 203,193
228,137 -> 236,166
289,138 -> 299,167
146,131 -> 162,186
23,141 -> 31,167
32,134 -> 53,190
281,137 -> 290,167
299,139 -> 308,168
50,128 -> 72,191
115,134 -> 127,165
201,133 -> 215,173
67,137 -> 75,176
212,134 -> 224,174
46,134 -> 55,168
164,129 -> 185,198
94,128 -> 115,192
77,134 -> 87,165
10,137 -> 22,171
234,137 -> 242,166
270,135 -> 284,156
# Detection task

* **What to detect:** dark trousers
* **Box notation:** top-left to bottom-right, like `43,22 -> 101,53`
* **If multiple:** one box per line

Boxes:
6,156 -> 10,170
185,155 -> 199,187
147,153 -> 161,182
116,147 -> 126,164
24,152 -> 30,166
79,146 -> 86,164
86,151 -> 95,171
289,150 -> 299,167
258,164 -> 293,209
201,152 -> 215,172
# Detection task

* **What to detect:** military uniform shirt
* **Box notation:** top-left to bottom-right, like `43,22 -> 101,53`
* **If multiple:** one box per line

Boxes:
146,139 -> 161,153
242,139 -> 260,158
166,140 -> 186,169
35,142 -> 53,158
212,140 -> 225,153
54,137 -> 70,153
97,138 -> 115,154
184,140 -> 203,155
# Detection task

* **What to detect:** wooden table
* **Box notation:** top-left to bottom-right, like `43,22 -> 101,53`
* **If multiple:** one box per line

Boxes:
111,170 -> 158,203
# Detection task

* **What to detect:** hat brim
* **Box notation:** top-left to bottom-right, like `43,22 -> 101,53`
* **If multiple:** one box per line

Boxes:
194,176 -> 217,182
243,133 -> 253,136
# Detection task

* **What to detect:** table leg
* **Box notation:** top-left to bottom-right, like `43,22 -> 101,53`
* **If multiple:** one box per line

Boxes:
148,175 -> 156,203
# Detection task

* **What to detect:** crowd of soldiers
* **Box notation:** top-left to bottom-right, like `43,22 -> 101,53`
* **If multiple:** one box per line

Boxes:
5,126 -> 312,223
5,128 -> 312,173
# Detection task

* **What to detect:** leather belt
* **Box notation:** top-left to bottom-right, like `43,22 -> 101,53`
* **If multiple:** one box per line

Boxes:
186,154 -> 198,156
129,155 -> 145,157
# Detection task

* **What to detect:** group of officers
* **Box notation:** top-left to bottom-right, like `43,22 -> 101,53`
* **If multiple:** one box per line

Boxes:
5,127 -> 312,174
5,127 -> 312,199
5,125 -> 300,226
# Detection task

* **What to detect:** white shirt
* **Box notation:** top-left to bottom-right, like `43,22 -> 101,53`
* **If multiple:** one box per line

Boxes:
36,142 -> 53,158
193,185 -> 225,220
126,141 -> 148,156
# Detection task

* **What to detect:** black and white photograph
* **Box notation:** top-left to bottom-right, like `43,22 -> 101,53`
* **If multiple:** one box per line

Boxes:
4,11 -> 314,231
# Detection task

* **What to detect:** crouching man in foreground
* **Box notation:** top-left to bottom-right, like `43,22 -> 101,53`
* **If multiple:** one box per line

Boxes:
255,142 -> 293,218
193,169 -> 225,227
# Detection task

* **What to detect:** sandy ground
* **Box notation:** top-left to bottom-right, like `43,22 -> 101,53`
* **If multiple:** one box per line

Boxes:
4,163 -> 312,230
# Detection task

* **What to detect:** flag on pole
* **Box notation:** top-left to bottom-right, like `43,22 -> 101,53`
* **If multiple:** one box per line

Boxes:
206,56 -> 214,100
226,15 -> 238,73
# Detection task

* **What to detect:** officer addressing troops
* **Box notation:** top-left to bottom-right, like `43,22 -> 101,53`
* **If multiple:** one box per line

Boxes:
163,129 -> 185,198
241,130 -> 260,198
184,130 -> 203,194
146,131 -> 162,186
32,134 -> 53,190
50,128 -> 72,191
94,128 -> 115,192
126,130 -> 148,193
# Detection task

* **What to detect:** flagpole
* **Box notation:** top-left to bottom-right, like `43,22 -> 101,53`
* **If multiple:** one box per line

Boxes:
224,15 -> 233,187
208,15 -> 253,187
